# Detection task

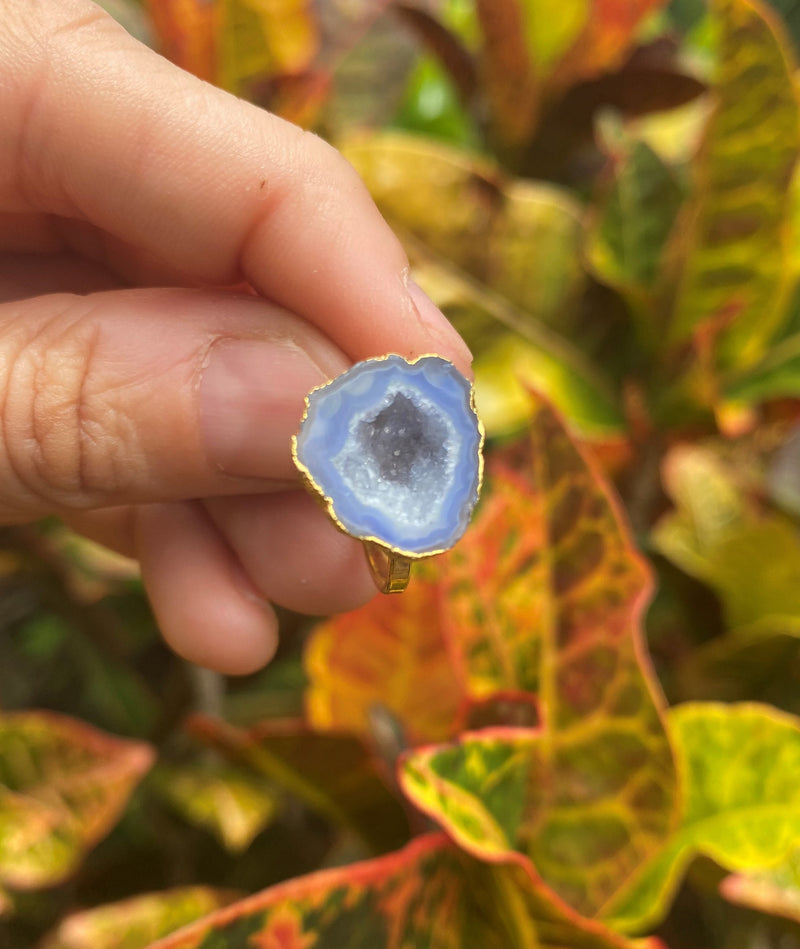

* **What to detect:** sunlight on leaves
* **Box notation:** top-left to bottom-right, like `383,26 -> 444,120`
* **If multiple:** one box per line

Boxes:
0,711 -> 153,890
606,702 -> 800,932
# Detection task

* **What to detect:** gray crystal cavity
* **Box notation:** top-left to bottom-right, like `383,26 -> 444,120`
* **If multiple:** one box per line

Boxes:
332,385 -> 457,532
358,392 -> 447,484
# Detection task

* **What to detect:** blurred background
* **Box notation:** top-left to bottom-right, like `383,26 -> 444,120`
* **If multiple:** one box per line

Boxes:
4,1 -> 800,947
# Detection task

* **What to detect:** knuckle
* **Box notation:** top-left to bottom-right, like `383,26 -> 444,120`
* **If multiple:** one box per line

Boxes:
0,298 -> 128,510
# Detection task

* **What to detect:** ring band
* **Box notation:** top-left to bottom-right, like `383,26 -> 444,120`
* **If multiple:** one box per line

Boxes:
364,542 -> 412,594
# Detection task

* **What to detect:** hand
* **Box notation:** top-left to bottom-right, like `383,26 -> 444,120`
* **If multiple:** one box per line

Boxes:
0,0 -> 472,673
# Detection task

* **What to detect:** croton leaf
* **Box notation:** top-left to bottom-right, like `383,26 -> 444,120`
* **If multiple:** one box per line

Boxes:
185,716 -> 409,853
144,833 -> 657,949
558,0 -> 670,83
343,132 -> 624,437
342,132 -> 585,332
654,443 -> 800,629
720,845 -> 800,923
152,763 -> 280,854
401,396 -> 677,917
0,711 -> 154,890
146,0 -> 318,99
39,887 -> 239,949
678,627 -> 800,718
216,0 -> 318,97
588,137 -> 684,315
663,0 -> 800,370
605,702 -> 800,932
723,326 -> 800,405
474,0 -> 541,151
408,255 -> 622,438
392,3 -> 477,107
472,0 -> 668,153
305,568 -> 463,745
145,0 -> 217,82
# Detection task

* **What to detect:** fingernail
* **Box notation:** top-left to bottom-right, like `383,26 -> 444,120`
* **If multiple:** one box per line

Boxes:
201,338 -> 329,480
407,279 -> 473,372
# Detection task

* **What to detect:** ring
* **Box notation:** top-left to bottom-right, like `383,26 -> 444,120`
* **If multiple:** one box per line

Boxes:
364,542 -> 412,594
293,354 -> 484,594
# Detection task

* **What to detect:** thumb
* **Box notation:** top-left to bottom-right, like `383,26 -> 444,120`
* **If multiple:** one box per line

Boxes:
0,287 -> 348,522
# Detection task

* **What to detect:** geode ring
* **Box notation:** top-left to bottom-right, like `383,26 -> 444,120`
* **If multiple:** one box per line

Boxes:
292,354 -> 484,593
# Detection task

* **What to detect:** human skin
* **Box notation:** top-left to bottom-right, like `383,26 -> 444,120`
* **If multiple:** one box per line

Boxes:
0,0 -> 472,673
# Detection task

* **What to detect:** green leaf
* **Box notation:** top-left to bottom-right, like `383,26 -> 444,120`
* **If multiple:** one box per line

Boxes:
152,763 -> 280,853
401,397 -> 677,917
723,326 -> 800,404
0,711 -> 154,890
664,0 -> 800,368
605,702 -> 800,932
185,716 -> 409,854
588,139 -> 684,305
472,333 -> 624,439
39,887 -> 239,949
144,834 -> 654,949
654,443 -> 800,628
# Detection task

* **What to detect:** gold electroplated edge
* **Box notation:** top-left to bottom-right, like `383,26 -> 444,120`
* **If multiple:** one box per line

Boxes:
290,353 -> 485,562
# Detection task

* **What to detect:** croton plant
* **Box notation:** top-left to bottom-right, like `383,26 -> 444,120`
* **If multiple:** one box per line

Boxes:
3,0 -> 800,947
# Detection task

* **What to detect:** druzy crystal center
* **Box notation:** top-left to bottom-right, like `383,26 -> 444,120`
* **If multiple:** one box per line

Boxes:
359,392 -> 447,484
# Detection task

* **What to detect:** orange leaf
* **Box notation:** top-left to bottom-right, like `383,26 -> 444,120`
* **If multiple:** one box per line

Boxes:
146,0 -> 218,82
304,572 -> 463,745
559,0 -> 669,84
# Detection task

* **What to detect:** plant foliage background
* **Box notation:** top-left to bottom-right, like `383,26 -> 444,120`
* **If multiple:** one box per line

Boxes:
3,0 -> 800,946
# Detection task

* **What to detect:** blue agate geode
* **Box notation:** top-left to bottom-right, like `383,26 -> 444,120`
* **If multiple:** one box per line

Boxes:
293,354 -> 484,557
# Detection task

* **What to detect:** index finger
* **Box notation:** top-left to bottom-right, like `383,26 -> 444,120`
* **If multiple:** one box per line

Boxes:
0,0 -> 472,372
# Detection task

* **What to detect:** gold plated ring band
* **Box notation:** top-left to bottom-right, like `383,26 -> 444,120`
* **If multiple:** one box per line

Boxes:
364,542 -> 412,594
